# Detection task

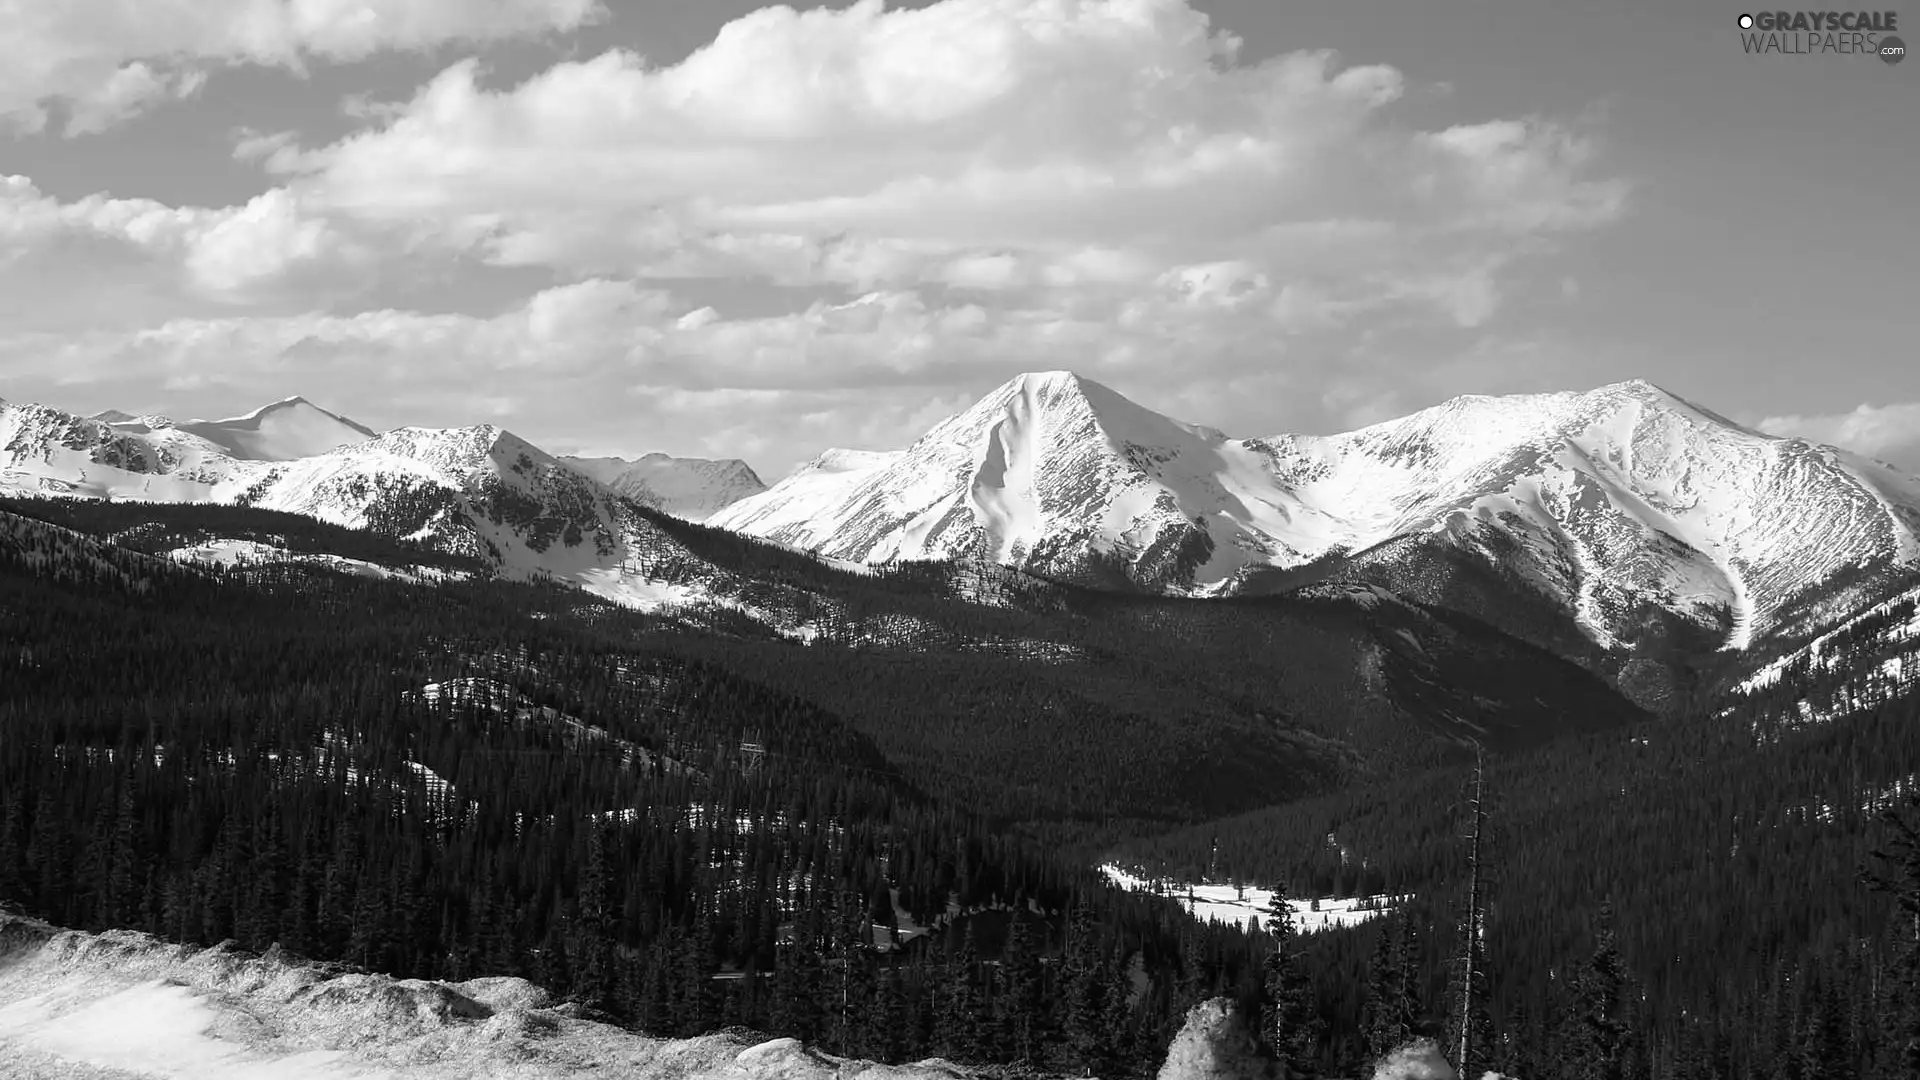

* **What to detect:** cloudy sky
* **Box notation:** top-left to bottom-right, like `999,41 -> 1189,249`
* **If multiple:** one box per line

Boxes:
2,0 -> 1915,477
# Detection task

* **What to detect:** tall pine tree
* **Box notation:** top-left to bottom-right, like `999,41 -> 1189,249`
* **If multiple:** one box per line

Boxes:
1261,882 -> 1322,1077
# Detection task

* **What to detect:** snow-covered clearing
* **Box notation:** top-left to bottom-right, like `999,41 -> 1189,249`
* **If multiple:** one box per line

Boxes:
1100,865 -> 1403,933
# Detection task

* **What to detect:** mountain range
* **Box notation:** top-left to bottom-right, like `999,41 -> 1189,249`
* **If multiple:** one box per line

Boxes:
7,374 -> 1919,712
1,395 -> 766,571
712,372 -> 1920,710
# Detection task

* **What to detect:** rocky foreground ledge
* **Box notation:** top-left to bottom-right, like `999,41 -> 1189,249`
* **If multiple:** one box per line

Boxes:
0,911 -> 1479,1080
0,911 -> 992,1080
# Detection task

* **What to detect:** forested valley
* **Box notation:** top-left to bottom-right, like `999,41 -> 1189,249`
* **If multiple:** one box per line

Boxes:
3,499 -> 1919,1079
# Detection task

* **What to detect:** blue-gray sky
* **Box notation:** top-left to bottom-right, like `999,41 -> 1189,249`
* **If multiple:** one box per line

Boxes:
2,0 -> 1915,475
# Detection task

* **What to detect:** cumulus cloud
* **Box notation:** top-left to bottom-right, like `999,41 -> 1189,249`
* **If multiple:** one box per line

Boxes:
1758,403 -> 1920,473
0,0 -> 604,134
0,175 -> 365,303
264,0 -> 1623,317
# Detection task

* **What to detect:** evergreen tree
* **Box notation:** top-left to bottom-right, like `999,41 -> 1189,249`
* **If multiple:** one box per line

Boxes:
939,923 -> 987,1063
1058,900 -> 1107,1070
830,889 -> 875,1057
1261,882 -> 1321,1076
996,915 -> 1045,1064
1573,901 -> 1630,1080
865,964 -> 907,1064
575,823 -> 617,1009
1358,911 -> 1427,1066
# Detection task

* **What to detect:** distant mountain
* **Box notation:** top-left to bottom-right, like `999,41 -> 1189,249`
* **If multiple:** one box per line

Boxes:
176,395 -> 378,461
709,371 -> 1920,710
563,452 -> 766,521
0,397 -> 676,596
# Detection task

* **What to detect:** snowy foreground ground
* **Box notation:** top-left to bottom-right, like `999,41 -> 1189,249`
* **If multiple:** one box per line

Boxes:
1098,866 -> 1402,933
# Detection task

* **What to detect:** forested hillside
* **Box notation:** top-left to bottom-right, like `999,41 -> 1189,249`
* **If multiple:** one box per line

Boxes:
1,495 -> 1650,838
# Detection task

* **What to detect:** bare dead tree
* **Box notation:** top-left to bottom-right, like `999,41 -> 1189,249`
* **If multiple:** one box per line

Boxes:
1450,740 -> 1495,1078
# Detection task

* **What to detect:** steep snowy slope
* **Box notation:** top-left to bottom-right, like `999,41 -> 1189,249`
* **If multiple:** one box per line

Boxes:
564,452 -> 767,521
711,374 -> 1920,696
175,395 -> 377,460
712,372 -> 1244,585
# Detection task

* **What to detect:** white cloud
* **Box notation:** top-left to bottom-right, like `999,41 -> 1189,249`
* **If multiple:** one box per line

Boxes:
0,175 -> 361,303
61,62 -> 208,137
1759,403 -> 1920,472
0,0 -> 604,134
0,0 -> 1636,473
263,0 -> 1622,322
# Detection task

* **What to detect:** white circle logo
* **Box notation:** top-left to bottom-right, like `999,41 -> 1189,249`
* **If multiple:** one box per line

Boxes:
1738,13 -> 1755,28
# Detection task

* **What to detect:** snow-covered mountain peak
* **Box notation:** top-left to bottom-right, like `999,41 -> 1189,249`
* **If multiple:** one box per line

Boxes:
712,371 -> 1272,571
230,394 -> 314,418
178,396 -> 377,462
934,370 -> 1226,453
